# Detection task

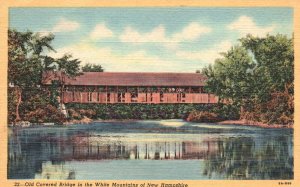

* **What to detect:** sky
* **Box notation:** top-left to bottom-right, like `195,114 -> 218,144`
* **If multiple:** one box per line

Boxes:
9,7 -> 293,72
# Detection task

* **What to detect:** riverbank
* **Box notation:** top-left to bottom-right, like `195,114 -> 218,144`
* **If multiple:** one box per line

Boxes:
10,117 -> 293,129
68,118 -> 293,129
217,119 -> 293,129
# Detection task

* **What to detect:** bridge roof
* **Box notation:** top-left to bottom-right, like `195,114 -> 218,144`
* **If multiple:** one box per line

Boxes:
43,72 -> 206,87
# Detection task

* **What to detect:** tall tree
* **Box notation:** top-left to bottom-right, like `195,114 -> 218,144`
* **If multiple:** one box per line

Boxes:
8,29 -> 83,123
203,34 -> 294,125
240,34 -> 294,99
8,29 -> 55,122
240,34 -> 294,124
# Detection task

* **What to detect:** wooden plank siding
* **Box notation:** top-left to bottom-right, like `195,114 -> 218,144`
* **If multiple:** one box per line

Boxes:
91,92 -> 98,103
63,91 -> 218,104
109,93 -> 118,103
99,93 -> 107,103
73,92 -> 81,102
81,92 -> 88,103
138,93 -> 147,103
125,93 -> 131,103
163,93 -> 177,103
63,92 -> 73,103
151,93 -> 160,104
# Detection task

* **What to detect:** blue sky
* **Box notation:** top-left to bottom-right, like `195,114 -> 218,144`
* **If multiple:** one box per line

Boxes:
9,7 -> 293,72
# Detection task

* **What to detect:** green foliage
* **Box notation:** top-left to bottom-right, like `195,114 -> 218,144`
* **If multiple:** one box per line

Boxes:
203,46 -> 254,106
7,88 -> 17,123
8,29 -> 83,124
23,104 -> 66,124
19,88 -> 67,124
187,104 -> 240,123
8,29 -> 55,88
66,103 -> 238,121
203,34 -> 294,125
8,29 -> 57,122
187,111 -> 219,123
82,63 -> 104,72
56,54 -> 83,77
240,34 -> 294,94
211,103 -> 240,120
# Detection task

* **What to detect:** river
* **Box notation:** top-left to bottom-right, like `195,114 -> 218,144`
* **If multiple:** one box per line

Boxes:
8,120 -> 293,180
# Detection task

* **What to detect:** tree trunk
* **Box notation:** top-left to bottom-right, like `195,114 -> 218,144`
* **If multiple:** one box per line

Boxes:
15,87 -> 22,122
240,104 -> 244,120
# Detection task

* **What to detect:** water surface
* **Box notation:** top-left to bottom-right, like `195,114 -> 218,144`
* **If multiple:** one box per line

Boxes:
8,120 -> 293,180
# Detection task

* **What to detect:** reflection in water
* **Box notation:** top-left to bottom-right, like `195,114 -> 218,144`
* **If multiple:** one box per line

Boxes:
8,121 -> 293,180
64,136 -> 218,160
35,161 -> 75,180
203,137 -> 293,179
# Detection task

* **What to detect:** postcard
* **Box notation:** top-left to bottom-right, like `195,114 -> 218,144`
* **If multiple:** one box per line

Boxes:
0,0 -> 299,187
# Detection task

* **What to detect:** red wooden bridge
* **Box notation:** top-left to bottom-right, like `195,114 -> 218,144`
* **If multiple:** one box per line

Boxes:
43,72 -> 218,104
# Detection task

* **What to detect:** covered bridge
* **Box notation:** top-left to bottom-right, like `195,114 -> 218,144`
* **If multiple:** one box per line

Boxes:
43,72 -> 218,104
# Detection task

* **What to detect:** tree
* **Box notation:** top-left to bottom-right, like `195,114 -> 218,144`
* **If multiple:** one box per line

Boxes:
56,54 -> 82,77
240,34 -> 294,100
8,29 -> 55,122
82,63 -> 104,72
8,29 -> 83,123
54,54 -> 83,106
240,34 -> 294,124
203,45 -> 254,107
203,34 -> 294,125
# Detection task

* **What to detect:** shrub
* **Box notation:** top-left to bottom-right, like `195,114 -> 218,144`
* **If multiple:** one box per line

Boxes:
186,111 -> 219,123
68,109 -> 81,120
65,103 -> 238,121
24,104 -> 66,124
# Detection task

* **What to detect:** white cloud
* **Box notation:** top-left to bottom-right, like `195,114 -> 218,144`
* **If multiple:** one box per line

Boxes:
38,18 -> 80,35
172,22 -> 212,41
90,23 -> 114,40
48,43 -> 188,72
228,16 -> 275,37
120,25 -> 167,44
175,40 -> 233,63
52,18 -> 80,32
119,22 -> 211,49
